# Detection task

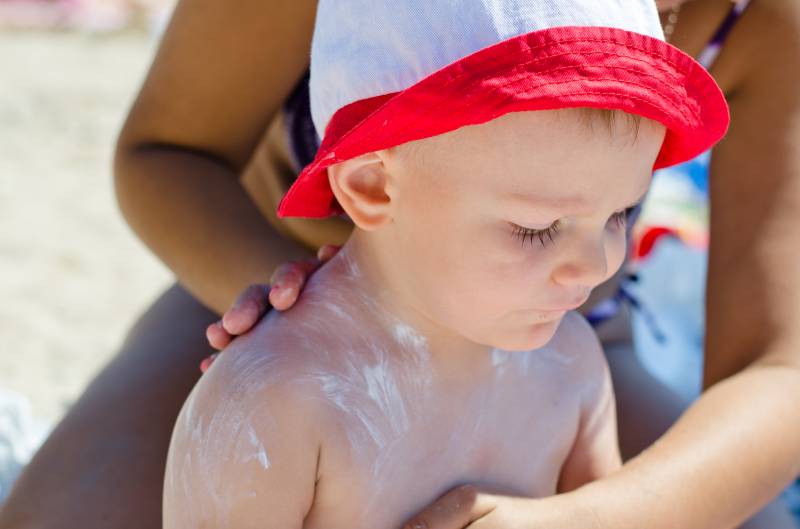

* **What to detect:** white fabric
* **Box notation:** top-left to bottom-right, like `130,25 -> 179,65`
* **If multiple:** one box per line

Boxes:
309,0 -> 665,139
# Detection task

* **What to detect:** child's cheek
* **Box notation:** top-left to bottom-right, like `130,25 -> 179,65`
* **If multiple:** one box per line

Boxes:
474,238 -> 550,310
603,228 -> 629,281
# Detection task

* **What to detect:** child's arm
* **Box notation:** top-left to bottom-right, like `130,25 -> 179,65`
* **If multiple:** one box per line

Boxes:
163,351 -> 322,528
556,313 -> 622,493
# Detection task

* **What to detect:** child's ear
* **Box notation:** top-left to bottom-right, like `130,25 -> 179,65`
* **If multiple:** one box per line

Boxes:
328,152 -> 393,231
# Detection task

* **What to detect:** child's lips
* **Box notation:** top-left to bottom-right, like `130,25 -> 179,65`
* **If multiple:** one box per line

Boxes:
526,309 -> 566,325
539,297 -> 590,312
514,308 -> 563,324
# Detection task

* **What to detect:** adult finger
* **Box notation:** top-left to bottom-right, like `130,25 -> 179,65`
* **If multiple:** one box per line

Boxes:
269,259 -> 318,310
317,244 -> 342,262
199,352 -> 220,373
401,485 -> 498,529
206,320 -> 232,351
221,284 -> 271,335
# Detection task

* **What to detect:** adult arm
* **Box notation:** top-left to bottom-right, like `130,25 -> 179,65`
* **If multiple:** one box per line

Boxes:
113,0 -> 320,314
673,0 -> 800,521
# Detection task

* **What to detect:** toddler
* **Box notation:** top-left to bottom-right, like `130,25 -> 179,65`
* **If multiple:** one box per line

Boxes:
163,1 -> 728,527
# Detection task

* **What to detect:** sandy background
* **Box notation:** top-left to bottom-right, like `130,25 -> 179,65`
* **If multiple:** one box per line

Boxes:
0,28 -> 172,424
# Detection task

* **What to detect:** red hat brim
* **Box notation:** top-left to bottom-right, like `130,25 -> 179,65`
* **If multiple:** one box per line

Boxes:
278,25 -> 729,219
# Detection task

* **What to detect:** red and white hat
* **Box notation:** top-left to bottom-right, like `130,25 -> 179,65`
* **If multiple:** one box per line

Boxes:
277,0 -> 730,219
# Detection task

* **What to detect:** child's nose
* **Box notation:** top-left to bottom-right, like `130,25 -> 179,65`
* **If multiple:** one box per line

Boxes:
551,234 -> 609,289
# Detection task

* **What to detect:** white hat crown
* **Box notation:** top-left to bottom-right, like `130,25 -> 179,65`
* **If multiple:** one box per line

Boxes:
309,0 -> 665,140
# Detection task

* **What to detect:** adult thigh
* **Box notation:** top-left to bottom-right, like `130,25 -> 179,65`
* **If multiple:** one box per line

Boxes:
0,283 -> 217,529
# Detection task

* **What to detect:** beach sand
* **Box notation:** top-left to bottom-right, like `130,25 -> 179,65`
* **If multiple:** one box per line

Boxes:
0,29 -> 172,424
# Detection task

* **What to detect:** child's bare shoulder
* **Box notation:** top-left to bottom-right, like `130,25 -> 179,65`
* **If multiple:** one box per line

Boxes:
164,320 -> 337,528
192,313 -> 341,432
549,312 -> 620,490
544,310 -> 609,385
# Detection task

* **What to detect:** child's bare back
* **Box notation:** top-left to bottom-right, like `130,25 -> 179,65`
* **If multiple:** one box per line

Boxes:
164,251 -> 619,529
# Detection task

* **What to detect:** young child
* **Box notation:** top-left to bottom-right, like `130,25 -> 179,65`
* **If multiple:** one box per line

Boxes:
163,1 -> 728,528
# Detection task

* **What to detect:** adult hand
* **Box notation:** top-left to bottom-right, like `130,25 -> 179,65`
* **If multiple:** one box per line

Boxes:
200,244 -> 341,371
400,484 -> 581,529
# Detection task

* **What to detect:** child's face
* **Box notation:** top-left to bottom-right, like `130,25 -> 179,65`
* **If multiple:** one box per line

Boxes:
378,109 -> 666,351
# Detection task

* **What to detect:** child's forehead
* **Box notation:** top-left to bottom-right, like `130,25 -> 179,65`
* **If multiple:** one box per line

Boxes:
392,110 -> 661,204
398,110 -> 642,167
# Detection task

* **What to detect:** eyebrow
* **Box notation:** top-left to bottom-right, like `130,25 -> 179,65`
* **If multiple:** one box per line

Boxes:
503,191 -> 587,211
503,187 -> 649,213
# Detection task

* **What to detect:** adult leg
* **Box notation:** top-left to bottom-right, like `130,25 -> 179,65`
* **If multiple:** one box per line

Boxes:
0,283 -> 217,529
605,341 -> 798,529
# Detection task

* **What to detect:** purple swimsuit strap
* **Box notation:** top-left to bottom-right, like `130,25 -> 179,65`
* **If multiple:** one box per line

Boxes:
697,0 -> 754,69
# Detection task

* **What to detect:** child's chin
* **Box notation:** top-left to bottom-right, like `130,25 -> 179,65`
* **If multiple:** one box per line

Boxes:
491,318 -> 562,352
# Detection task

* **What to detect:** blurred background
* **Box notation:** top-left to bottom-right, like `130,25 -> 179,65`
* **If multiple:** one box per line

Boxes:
0,0 -> 174,501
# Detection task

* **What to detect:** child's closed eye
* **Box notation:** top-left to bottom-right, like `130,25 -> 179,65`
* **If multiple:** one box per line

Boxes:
510,221 -> 561,248
609,206 -> 638,228
510,207 -> 637,248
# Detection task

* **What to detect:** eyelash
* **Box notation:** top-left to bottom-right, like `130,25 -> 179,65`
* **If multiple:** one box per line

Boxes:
511,208 -> 634,248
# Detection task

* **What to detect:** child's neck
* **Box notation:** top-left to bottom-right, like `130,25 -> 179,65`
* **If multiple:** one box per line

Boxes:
311,234 -> 496,383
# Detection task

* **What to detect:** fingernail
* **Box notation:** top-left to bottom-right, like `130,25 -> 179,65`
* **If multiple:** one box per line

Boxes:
206,321 -> 220,340
269,285 -> 283,302
281,286 -> 296,300
200,358 -> 211,373
201,353 -> 220,372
